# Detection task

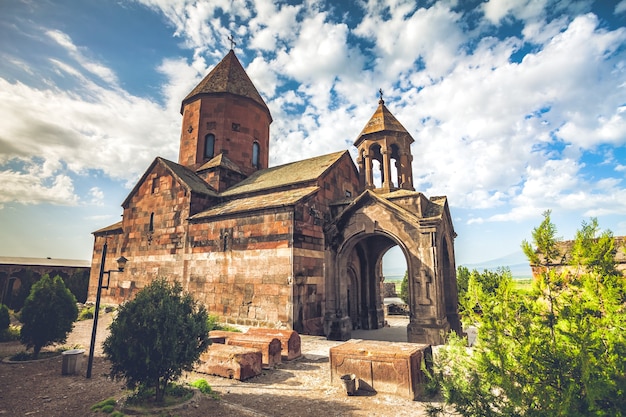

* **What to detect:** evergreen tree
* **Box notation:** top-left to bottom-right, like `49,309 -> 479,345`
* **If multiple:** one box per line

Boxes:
400,270 -> 409,304
432,212 -> 626,416
103,278 -> 210,402
19,274 -> 78,358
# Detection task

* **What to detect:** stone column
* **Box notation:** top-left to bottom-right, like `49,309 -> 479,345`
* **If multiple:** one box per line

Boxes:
365,151 -> 374,189
382,146 -> 392,190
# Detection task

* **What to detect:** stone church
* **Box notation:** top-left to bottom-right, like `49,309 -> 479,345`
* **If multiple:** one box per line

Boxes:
88,49 -> 461,344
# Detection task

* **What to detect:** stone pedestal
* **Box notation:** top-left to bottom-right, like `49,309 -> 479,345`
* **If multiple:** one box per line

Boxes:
407,320 -> 450,345
324,314 -> 352,341
329,339 -> 432,400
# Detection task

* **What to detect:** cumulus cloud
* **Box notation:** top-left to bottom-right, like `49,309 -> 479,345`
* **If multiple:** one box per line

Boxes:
0,27 -> 184,205
1,0 -> 624,232
0,165 -> 78,206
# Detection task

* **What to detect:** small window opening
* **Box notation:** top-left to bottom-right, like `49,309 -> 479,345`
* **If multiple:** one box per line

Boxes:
204,134 -> 215,159
252,142 -> 260,168
223,233 -> 230,251
149,212 -> 154,232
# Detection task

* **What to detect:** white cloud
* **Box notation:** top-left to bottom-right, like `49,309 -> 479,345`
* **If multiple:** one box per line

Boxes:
616,1 -> 626,15
88,187 -> 105,206
46,30 -> 119,85
0,166 -> 78,206
1,0 -> 625,233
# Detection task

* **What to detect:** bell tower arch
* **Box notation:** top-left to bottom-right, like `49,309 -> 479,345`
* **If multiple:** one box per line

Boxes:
354,91 -> 414,193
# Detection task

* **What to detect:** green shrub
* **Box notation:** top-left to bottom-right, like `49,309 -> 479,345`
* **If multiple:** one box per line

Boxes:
0,324 -> 20,342
0,304 -> 9,331
190,378 -> 219,399
78,306 -> 95,321
433,213 -> 626,417
104,278 -> 210,402
19,274 -> 78,358
190,378 -> 211,394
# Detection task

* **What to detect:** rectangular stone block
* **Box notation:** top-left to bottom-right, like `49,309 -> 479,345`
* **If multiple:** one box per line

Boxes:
245,328 -> 302,361
196,344 -> 262,381
209,330 -> 282,369
329,340 -> 432,400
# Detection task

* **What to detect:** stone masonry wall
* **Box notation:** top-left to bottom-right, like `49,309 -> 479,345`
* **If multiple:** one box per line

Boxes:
179,95 -> 271,174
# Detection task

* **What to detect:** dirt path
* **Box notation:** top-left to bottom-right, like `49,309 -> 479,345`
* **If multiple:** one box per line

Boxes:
0,313 -> 449,416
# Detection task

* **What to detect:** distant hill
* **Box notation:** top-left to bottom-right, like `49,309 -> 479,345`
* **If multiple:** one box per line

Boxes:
382,250 -> 533,280
460,251 -> 533,279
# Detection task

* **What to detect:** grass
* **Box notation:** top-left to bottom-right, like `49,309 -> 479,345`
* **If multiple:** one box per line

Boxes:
513,278 -> 534,293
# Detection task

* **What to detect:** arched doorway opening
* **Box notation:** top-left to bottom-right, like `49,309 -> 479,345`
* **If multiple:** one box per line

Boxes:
381,245 -> 408,323
339,232 -> 410,336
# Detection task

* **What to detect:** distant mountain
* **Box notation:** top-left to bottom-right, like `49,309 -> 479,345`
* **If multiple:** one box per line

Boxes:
382,250 -> 533,280
460,251 -> 533,279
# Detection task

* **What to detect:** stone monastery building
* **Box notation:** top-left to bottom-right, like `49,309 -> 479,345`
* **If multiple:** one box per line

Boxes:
88,49 -> 461,344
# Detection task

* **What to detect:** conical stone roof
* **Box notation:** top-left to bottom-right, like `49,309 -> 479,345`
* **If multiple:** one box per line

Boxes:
354,98 -> 412,146
181,49 -> 271,119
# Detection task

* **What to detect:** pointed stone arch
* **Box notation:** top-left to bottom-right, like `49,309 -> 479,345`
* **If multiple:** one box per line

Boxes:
324,190 -> 461,344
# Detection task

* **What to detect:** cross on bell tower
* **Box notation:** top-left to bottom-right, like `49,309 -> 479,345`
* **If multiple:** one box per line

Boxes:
228,34 -> 236,50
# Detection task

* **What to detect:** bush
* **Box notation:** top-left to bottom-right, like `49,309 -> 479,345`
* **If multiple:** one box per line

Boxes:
0,303 -> 9,331
19,274 -> 78,358
433,213 -> 626,417
399,271 -> 409,304
103,278 -> 210,402
0,325 -> 20,342
78,306 -> 95,321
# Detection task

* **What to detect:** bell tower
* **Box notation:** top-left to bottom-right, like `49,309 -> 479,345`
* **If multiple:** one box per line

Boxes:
354,91 -> 414,193
178,49 -> 272,177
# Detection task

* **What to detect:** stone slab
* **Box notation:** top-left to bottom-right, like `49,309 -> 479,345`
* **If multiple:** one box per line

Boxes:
209,330 -> 282,369
245,328 -> 302,360
329,339 -> 432,400
196,343 -> 262,381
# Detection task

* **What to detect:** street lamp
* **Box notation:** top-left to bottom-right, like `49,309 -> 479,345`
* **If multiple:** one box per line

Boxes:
86,240 -> 127,378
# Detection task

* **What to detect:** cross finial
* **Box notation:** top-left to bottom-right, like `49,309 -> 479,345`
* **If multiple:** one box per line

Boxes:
378,88 -> 384,104
228,34 -> 236,50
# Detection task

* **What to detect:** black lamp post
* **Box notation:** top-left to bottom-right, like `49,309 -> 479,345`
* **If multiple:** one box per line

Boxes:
86,240 -> 127,378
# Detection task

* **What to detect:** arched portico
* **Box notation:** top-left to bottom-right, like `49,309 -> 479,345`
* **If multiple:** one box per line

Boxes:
336,231 -> 402,332
323,190 -> 461,345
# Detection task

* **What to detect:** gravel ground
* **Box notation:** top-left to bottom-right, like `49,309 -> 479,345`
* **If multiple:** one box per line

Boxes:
0,313 -> 451,416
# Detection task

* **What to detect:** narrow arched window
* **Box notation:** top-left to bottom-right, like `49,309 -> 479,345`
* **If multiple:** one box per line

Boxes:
252,142 -> 260,168
204,134 -> 215,159
149,212 -> 154,232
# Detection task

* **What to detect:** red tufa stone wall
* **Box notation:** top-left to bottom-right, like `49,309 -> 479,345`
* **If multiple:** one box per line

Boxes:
291,153 -> 361,334
89,148 -> 361,335
186,209 -> 294,328
89,162 -> 198,304
178,95 -> 270,175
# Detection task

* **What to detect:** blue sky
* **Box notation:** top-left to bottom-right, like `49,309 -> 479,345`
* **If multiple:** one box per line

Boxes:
0,0 -> 625,273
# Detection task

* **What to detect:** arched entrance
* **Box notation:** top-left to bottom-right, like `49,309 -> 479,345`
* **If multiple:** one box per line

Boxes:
323,190 -> 461,345
340,232 -> 406,331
